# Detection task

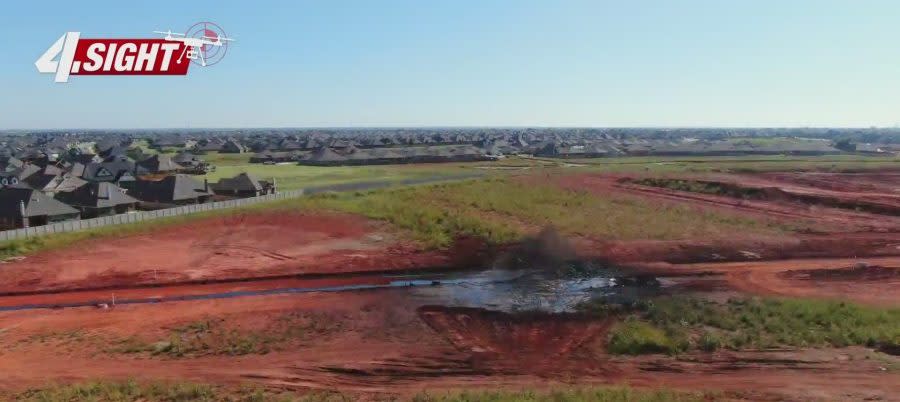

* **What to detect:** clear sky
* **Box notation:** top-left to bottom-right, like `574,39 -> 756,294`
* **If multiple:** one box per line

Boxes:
1,0 -> 898,129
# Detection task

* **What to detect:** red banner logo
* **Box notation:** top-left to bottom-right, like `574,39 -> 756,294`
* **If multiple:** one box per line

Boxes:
36,23 -> 232,83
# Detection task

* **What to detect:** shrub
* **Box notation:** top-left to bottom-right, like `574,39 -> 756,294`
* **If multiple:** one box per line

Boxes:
607,319 -> 679,355
585,296 -> 899,354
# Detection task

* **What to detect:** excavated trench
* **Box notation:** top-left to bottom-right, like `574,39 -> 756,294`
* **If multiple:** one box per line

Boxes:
0,261 -> 672,313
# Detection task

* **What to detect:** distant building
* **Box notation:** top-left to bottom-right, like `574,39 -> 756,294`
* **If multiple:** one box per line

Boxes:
137,154 -> 183,174
173,152 -> 211,173
249,151 -> 302,163
296,145 -> 490,166
210,173 -> 276,198
193,139 -> 226,153
222,140 -> 247,154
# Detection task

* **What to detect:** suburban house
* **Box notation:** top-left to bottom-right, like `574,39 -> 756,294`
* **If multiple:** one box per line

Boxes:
222,139 -> 248,153
0,184 -> 81,229
152,137 -> 196,150
210,173 -> 276,198
249,151 -> 303,163
534,143 -> 619,158
172,152 -> 207,170
193,139 -> 226,153
81,161 -> 145,184
130,174 -> 213,207
137,154 -> 183,174
54,182 -> 139,218
296,144 -> 491,166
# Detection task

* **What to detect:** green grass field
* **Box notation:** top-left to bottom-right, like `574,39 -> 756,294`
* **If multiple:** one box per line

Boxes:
113,312 -> 341,358
197,152 -> 483,191
9,381 -> 718,402
196,153 -> 899,191
278,177 -> 804,247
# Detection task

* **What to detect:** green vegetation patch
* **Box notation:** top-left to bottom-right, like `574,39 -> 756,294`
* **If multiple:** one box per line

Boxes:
9,380 -> 332,402
200,151 -> 477,191
412,387 -> 716,402
594,297 -> 900,355
278,177 -> 797,247
10,380 -> 718,402
113,312 -> 342,358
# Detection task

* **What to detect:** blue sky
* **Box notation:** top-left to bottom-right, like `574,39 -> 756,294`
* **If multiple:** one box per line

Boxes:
1,0 -> 899,129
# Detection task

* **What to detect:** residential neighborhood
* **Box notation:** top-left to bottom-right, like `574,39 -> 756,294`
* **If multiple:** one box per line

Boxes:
0,127 -> 898,230
0,139 -> 273,230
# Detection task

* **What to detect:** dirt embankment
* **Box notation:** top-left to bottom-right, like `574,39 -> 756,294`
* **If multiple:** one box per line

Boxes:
0,212 -> 474,295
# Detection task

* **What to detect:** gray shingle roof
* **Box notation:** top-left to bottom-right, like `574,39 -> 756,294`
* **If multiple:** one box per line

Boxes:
0,185 -> 79,218
131,175 -> 211,203
55,182 -> 138,208
211,173 -> 263,192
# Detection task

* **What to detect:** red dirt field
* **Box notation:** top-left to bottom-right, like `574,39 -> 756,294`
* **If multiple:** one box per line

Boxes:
0,212 -> 457,295
555,171 -> 900,266
0,292 -> 895,401
554,171 -> 900,306
633,256 -> 900,307
557,172 -> 900,233
0,171 -> 899,400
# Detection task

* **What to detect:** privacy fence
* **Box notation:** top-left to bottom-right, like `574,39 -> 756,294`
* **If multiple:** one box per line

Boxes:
0,174 -> 479,242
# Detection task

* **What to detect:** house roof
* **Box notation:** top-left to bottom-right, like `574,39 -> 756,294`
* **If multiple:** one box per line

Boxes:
0,156 -> 24,170
41,164 -> 65,176
306,147 -> 347,162
67,162 -> 86,177
138,154 -> 183,172
0,184 -> 79,218
211,173 -> 263,192
173,152 -> 203,164
11,164 -> 40,181
55,175 -> 89,192
131,175 -> 212,203
24,173 -> 61,191
82,161 -> 144,181
55,182 -> 138,208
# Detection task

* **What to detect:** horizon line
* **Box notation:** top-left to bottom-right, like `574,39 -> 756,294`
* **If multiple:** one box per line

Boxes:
3,125 -> 900,132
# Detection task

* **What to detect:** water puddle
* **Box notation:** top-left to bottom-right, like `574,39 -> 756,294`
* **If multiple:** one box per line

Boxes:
399,265 -> 659,312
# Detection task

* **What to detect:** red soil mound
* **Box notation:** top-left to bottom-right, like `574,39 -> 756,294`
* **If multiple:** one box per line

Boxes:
0,212 -> 453,294
417,306 -> 613,373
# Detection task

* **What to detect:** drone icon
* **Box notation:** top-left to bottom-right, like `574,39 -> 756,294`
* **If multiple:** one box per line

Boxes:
154,22 -> 233,67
